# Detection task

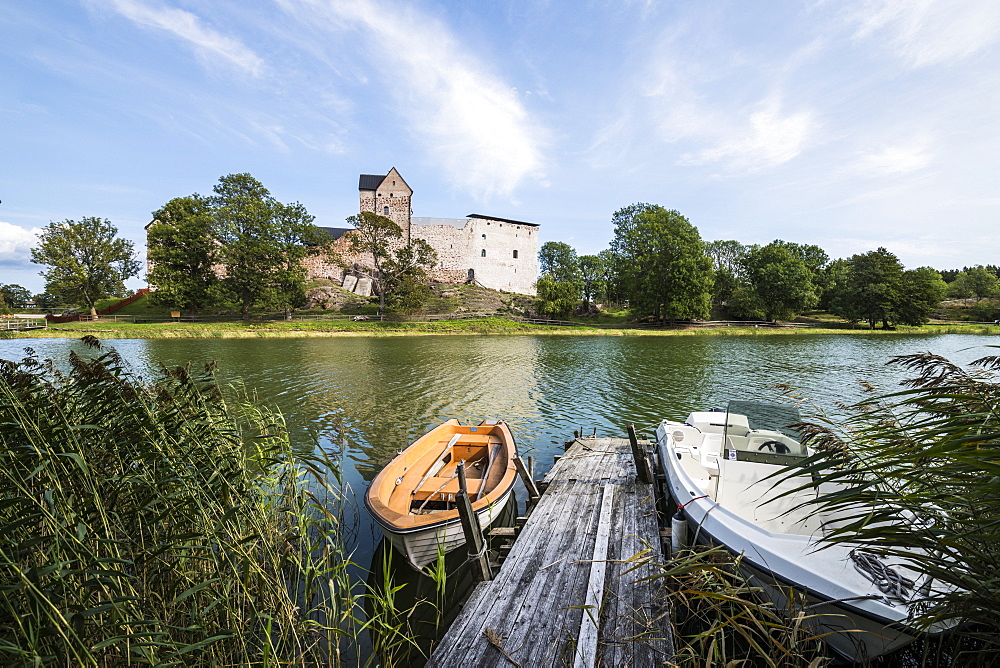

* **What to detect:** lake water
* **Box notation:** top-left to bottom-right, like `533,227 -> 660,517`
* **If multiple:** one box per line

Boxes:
2,332 -> 995,657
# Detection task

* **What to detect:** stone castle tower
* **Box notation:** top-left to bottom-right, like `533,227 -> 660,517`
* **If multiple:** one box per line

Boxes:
358,167 -> 413,243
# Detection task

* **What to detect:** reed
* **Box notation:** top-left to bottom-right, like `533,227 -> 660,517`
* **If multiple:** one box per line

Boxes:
789,350 -> 1000,665
653,546 -> 830,667
0,337 -> 358,665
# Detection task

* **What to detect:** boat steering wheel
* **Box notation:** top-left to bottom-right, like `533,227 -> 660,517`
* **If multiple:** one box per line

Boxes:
757,440 -> 790,454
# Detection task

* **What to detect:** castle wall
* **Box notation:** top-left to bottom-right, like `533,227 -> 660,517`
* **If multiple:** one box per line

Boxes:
411,216 -> 538,295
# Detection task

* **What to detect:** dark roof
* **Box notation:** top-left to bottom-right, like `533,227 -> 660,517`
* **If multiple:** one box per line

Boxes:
318,226 -> 353,240
467,213 -> 539,227
359,174 -> 385,190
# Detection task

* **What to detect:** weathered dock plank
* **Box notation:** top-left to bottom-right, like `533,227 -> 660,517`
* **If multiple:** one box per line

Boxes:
427,438 -> 673,667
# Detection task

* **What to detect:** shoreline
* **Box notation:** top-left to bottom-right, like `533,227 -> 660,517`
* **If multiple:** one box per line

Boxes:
2,319 -> 998,340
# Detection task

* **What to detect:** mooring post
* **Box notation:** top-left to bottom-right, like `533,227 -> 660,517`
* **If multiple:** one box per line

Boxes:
627,423 -> 654,484
455,462 -> 493,581
513,455 -> 540,503
526,455 -> 534,480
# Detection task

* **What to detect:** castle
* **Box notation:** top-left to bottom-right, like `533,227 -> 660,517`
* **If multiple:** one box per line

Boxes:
309,168 -> 540,296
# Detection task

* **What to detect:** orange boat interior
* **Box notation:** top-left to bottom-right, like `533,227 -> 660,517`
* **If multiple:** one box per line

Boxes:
372,422 -> 512,518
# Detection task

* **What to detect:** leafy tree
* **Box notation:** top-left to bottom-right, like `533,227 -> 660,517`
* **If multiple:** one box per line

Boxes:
742,242 -> 818,321
705,240 -> 751,305
33,292 -> 58,311
610,204 -> 713,322
346,211 -> 402,318
896,266 -> 947,325
272,201 -> 328,320
0,284 -> 32,308
210,174 -> 323,320
147,196 -> 221,315
597,249 -> 625,306
380,238 -> 438,314
948,266 -> 1000,301
538,242 -> 580,283
834,247 -> 904,329
212,174 -> 284,319
345,211 -> 436,317
30,217 -> 141,317
535,275 -> 580,318
817,258 -> 851,311
578,254 -> 605,310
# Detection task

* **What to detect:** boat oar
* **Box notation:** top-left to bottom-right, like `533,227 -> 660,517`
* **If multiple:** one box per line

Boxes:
411,433 -> 463,496
416,461 -> 465,514
475,443 -> 502,501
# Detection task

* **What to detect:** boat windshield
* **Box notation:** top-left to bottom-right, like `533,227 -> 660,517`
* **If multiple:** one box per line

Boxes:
723,400 -> 807,463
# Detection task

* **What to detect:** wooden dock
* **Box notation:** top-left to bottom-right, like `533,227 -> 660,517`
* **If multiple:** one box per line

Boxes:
427,437 -> 673,667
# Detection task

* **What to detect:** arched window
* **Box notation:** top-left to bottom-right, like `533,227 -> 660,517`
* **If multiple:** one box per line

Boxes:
383,206 -> 389,215
513,250 -> 518,259
481,249 -> 486,257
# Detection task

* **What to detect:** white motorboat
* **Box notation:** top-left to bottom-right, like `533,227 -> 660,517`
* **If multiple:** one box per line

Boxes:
656,400 -> 953,663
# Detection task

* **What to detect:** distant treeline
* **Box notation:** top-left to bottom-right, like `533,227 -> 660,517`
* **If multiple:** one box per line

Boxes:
535,203 -> 999,327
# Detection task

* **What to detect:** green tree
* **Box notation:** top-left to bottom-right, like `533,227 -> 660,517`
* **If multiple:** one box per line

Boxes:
742,242 -> 818,321
380,238 -> 438,314
610,204 -> 713,322
146,196 -> 221,315
535,275 -> 580,318
948,266 -> 1000,301
345,212 -> 436,317
896,266 -> 947,325
705,240 -> 751,305
835,247 -> 904,329
346,211 -> 403,318
818,258 -> 851,311
538,241 -> 580,283
597,249 -> 625,306
272,201 -> 328,320
211,174 -> 322,320
30,217 -> 141,317
578,254 -> 606,310
0,284 -> 32,308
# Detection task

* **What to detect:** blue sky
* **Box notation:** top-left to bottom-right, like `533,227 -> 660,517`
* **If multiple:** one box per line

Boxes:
2,0 -> 999,293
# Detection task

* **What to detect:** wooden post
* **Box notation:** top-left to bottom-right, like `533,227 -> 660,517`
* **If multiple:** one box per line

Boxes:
627,423 -> 654,484
526,455 -> 534,480
455,462 -> 493,581
513,455 -> 540,502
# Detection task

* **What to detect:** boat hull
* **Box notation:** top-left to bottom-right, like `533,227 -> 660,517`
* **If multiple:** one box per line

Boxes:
379,485 -> 514,570
365,419 -> 519,571
656,417 -> 944,663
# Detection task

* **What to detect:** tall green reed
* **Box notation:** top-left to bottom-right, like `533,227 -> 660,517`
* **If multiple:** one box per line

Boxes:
0,337 -> 356,665
787,350 -> 1000,665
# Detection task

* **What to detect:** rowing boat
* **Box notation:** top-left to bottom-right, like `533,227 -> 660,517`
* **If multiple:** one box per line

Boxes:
365,419 -> 518,570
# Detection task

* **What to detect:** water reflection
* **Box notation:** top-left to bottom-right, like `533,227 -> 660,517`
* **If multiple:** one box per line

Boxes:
0,332 -> 994,567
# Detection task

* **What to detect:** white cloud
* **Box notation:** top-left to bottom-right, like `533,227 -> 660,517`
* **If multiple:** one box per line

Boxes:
99,0 -> 264,76
282,0 -> 547,200
848,0 -> 1000,68
0,222 -> 40,268
853,142 -> 932,175
678,100 -> 815,173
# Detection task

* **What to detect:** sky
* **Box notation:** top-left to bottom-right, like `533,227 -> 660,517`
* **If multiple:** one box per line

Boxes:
2,0 -> 999,293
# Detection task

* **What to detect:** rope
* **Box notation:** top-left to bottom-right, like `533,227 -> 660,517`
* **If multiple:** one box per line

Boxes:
678,495 -> 710,510
850,549 -> 916,604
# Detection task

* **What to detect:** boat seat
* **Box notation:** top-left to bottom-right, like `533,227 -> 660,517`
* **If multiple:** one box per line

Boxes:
414,475 -> 484,498
699,433 -> 724,476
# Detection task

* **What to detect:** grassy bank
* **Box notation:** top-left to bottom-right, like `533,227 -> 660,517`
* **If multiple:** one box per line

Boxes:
3,317 -> 999,339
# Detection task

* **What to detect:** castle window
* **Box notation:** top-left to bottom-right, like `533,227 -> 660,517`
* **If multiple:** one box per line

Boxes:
481,249 -> 486,257
513,250 -> 518,259
482,234 -> 486,239
383,206 -> 389,215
